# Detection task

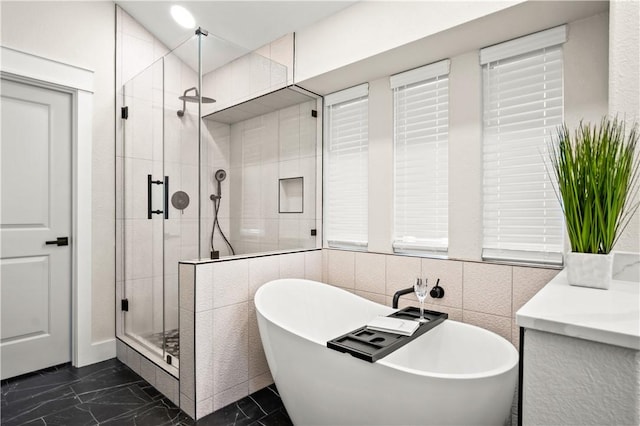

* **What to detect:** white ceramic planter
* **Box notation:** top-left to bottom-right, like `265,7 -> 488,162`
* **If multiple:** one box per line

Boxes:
565,252 -> 614,290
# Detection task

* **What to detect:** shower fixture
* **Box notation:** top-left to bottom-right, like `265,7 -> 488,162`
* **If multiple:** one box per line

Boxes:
210,169 -> 235,259
176,87 -> 216,117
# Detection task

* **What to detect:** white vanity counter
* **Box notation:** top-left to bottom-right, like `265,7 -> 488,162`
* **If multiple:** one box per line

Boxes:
516,266 -> 640,350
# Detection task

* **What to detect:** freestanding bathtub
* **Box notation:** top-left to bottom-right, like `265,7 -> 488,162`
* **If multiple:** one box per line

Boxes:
255,278 -> 518,426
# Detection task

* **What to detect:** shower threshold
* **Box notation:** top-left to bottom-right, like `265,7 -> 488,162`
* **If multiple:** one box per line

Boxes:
124,329 -> 181,369
143,328 -> 180,359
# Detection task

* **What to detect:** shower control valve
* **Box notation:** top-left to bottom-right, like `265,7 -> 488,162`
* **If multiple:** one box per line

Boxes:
429,279 -> 444,299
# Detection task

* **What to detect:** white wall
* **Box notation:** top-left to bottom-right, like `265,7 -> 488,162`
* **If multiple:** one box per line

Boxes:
1,1 -> 115,345
609,0 -> 640,253
201,34 -> 294,117
294,0 -> 524,83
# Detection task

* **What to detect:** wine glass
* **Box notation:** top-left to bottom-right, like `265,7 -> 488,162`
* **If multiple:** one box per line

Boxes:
413,278 -> 429,323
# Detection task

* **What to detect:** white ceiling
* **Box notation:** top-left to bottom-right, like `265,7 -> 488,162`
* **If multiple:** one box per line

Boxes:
117,1 -> 356,73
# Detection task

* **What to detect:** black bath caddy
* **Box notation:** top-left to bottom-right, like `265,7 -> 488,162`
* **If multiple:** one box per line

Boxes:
327,307 -> 448,363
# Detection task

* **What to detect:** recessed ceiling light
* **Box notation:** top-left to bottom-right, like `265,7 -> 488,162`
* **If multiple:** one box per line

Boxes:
170,5 -> 196,29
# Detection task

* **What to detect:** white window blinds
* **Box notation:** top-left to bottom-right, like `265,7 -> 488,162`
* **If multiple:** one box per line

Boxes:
391,60 -> 450,255
324,84 -> 369,248
481,26 -> 566,265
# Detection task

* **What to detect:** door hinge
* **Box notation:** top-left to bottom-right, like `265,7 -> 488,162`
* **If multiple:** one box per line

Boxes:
121,106 -> 128,119
311,109 -> 317,118
121,298 -> 129,311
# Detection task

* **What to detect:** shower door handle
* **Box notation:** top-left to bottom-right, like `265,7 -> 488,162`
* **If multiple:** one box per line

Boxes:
147,174 -> 169,219
164,176 -> 169,219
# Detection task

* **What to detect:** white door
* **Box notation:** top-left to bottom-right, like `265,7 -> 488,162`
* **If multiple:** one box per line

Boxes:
0,77 -> 72,379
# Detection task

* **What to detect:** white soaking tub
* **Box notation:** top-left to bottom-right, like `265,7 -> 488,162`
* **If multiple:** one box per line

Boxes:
255,278 -> 518,425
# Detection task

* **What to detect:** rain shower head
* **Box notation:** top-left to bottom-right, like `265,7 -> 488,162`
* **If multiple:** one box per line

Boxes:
177,87 -> 216,117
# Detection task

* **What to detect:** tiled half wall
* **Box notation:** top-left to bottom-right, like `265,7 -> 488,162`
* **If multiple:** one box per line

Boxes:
178,249 -> 322,419
178,247 -> 559,420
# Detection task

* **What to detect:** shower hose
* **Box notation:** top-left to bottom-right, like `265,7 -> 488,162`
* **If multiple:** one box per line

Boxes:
210,193 -> 235,257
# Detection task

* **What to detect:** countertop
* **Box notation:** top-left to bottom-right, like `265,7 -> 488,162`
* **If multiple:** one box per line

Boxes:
516,253 -> 640,350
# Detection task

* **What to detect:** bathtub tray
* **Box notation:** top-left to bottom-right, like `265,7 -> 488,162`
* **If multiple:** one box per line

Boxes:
327,307 -> 448,363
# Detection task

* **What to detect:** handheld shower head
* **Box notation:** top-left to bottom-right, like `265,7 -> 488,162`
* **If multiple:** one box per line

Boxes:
214,169 -> 227,182
211,169 -> 227,201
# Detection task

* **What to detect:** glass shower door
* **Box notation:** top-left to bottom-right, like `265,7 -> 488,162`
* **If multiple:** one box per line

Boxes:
121,57 -> 171,365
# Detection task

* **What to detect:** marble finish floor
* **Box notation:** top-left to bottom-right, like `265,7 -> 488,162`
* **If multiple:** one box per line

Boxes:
1,359 -> 292,426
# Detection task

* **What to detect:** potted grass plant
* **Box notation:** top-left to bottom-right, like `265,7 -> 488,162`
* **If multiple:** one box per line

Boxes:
549,116 -> 639,289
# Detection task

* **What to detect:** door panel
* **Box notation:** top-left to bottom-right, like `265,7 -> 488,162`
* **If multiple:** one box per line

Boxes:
1,96 -> 50,227
1,257 -> 49,341
0,78 -> 72,379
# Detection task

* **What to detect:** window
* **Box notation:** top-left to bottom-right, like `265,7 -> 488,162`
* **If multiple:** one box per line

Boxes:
481,25 -> 567,265
391,60 -> 450,255
324,84 -> 369,248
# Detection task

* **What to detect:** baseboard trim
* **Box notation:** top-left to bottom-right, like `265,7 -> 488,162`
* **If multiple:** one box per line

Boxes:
76,338 -> 116,367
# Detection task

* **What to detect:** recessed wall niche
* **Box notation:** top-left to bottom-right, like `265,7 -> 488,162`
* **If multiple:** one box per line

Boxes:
279,177 -> 303,213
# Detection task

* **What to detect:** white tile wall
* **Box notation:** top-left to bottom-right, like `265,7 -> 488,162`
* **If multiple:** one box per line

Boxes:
324,248 -> 558,350
463,262 -> 512,317
213,382 -> 249,412
213,303 -> 249,394
327,250 -> 355,288
512,266 -> 560,318
195,263 -> 214,312
179,264 -> 195,312
462,310 -> 513,342
421,258 -> 463,309
385,255 -> 421,295
279,252 -> 305,278
355,252 -> 386,294
304,250 -> 323,281
212,259 -> 249,308
117,339 -> 180,407
249,256 -> 280,298
220,99 -> 318,256
196,310 -> 214,402
248,304 -> 269,379
184,250 -> 320,419
179,307 -> 195,401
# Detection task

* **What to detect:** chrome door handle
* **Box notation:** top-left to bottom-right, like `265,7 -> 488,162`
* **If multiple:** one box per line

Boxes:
45,237 -> 69,246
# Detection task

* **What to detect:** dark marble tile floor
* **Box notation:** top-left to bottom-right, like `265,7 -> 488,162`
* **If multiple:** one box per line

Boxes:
1,359 -> 292,426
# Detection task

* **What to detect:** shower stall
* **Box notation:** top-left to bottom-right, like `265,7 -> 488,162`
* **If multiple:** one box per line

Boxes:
116,28 -> 321,376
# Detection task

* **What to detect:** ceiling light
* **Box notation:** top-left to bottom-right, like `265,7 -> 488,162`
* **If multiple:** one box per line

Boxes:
170,5 -> 196,29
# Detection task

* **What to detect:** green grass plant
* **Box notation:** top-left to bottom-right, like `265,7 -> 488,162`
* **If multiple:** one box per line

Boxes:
549,116 -> 639,254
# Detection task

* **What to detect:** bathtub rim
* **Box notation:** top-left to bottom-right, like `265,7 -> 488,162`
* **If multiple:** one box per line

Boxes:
255,278 -> 519,381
